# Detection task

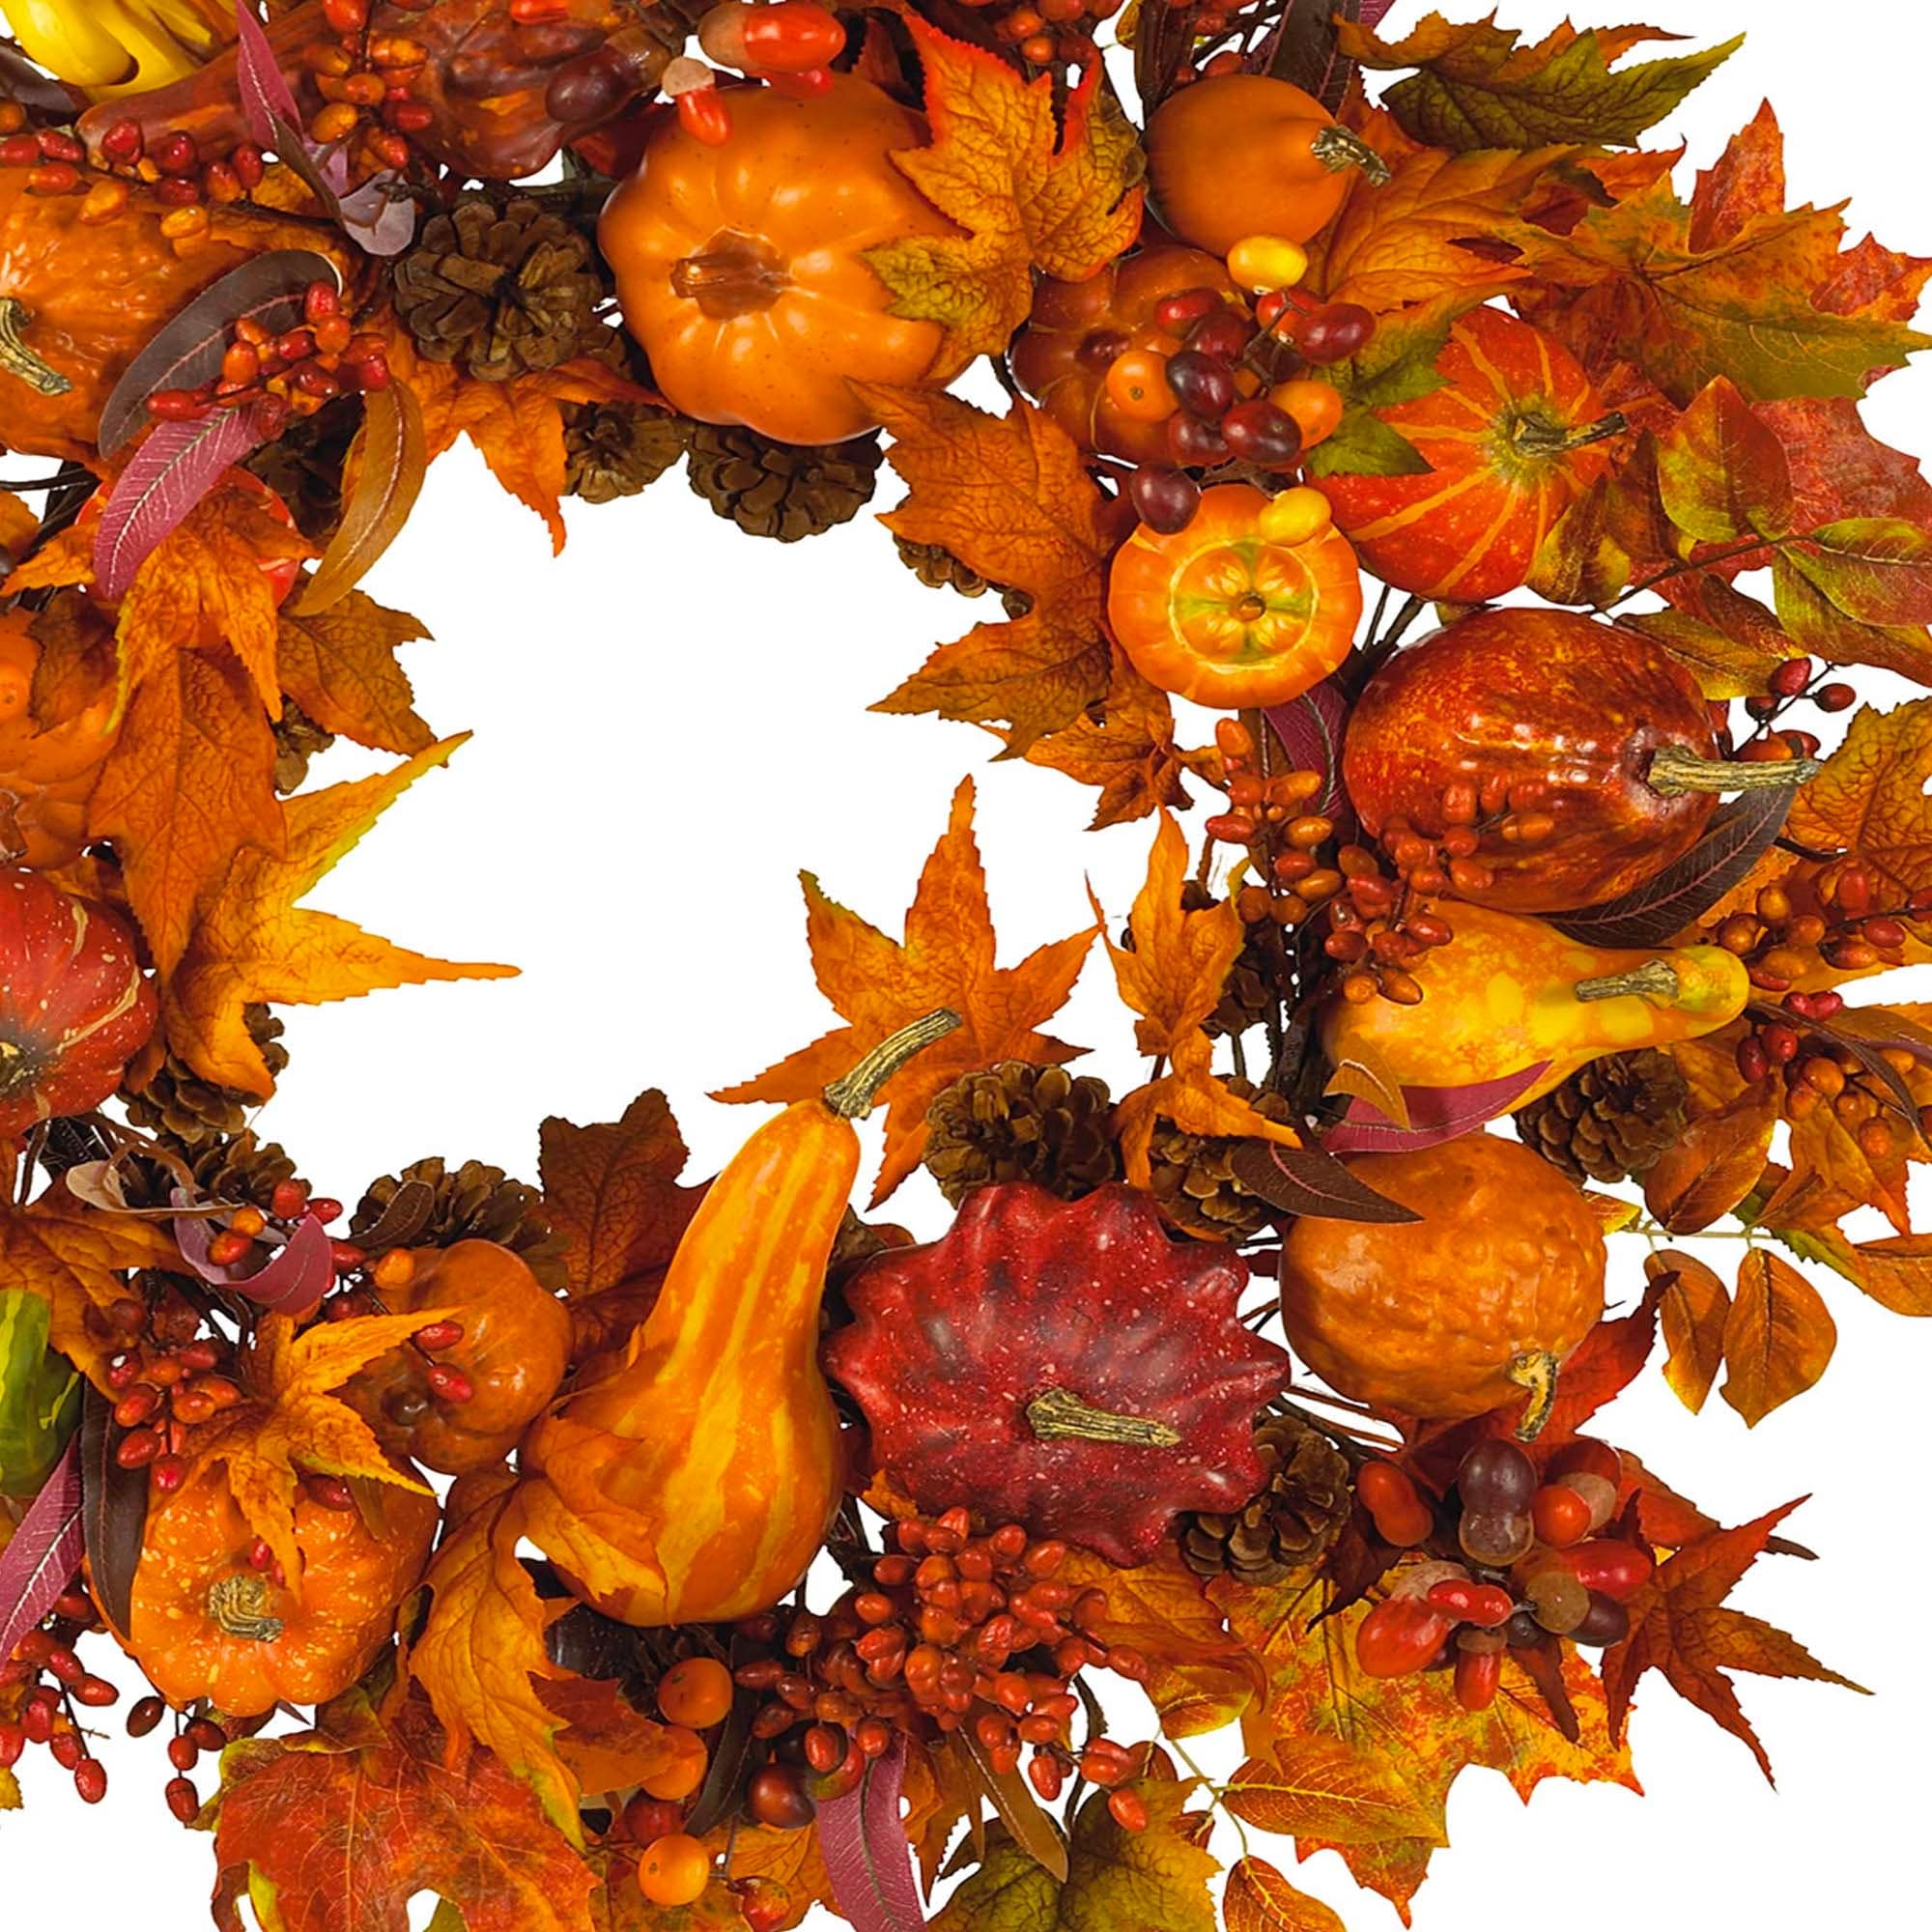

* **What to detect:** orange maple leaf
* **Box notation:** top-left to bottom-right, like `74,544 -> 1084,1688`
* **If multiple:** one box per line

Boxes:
1603,1500 -> 1863,1780
274,587 -> 433,755
716,777 -> 1096,1202
859,384 -> 1128,753
866,11 -> 1144,378
160,737 -> 517,1095
1785,697 -> 1932,898
1099,813 -> 1300,1189
385,328 -> 659,553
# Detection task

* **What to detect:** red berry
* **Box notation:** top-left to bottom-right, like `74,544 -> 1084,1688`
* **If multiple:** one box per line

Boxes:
1184,308 -> 1253,360
1296,301 -> 1376,364
166,1776 -> 201,1824
412,1321 -> 464,1352
1164,348 -> 1236,421
1355,1595 -> 1452,1678
270,1180 -> 309,1219
1127,465 -> 1201,535
1151,287 -> 1223,335
1220,397 -> 1302,469
1531,1483 -> 1595,1549
425,1363 -> 474,1403
1166,412 -> 1231,468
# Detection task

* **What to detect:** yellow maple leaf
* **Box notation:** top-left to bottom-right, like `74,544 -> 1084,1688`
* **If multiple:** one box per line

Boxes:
194,1307 -> 449,1591
717,777 -> 1096,1202
160,736 -> 517,1094
1785,698 -> 1932,898
866,12 -> 1144,378
1099,813 -> 1300,1188
858,384 -> 1127,753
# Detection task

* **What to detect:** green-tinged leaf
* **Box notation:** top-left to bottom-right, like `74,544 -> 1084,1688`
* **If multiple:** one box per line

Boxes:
1224,1858 -> 1347,1932
1224,1736 -> 1440,1845
1620,608 -> 1792,698
1339,16 -> 1741,152
1303,409 -> 1432,477
1785,517 -> 1932,626
1657,378 -> 1794,544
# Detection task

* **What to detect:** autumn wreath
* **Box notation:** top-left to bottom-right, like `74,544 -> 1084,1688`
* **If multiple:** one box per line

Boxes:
0,2 -> 1926,1927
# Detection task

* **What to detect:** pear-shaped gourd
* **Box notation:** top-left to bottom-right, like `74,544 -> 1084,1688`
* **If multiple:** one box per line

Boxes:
1323,903 -> 1748,1112
519,1010 -> 961,1628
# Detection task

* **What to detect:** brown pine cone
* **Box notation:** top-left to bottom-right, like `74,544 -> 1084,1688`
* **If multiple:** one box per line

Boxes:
1515,1048 -> 1690,1184
565,403 -> 693,504
1179,1413 -> 1351,1584
923,1063 -> 1120,1205
393,197 -> 604,382
245,394 -> 361,541
271,701 -> 334,795
1148,1080 -> 1296,1239
893,535 -> 1033,618
122,1007 -> 289,1150
351,1156 -> 569,1290
1179,883 -> 1290,1037
185,1131 -> 303,1211
685,425 -> 882,541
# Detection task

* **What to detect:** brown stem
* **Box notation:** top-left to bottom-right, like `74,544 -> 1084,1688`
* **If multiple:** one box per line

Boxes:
1507,1350 -> 1559,1442
823,1010 -> 962,1120
1510,410 -> 1628,459
669,232 -> 790,320
1647,745 -> 1823,796
1026,1386 -> 1182,1449
207,1574 -> 284,1643
0,298 -> 71,398
1312,124 -> 1391,187
1574,959 -> 1680,1005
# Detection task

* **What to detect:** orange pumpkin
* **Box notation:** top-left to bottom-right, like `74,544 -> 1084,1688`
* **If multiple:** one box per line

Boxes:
1144,74 -> 1389,257
344,1239 -> 572,1475
1009,246 -> 1237,464
1107,483 -> 1363,708
122,1464 -> 439,1716
520,1012 -> 958,1627
599,77 -> 955,445
0,608 -> 117,869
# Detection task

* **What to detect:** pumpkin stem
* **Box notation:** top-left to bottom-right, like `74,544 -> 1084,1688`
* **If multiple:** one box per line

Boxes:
1646,744 -> 1823,796
1573,959 -> 1680,1006
1510,409 -> 1628,458
823,1009 -> 962,1121
207,1573 -> 285,1644
1311,124 -> 1392,187
1507,1350 -> 1559,1442
670,230 -> 791,320
0,298 -> 71,398
1026,1386 -> 1182,1449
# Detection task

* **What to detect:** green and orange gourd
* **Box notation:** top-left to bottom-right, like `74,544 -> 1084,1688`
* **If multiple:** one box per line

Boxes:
520,1009 -> 961,1627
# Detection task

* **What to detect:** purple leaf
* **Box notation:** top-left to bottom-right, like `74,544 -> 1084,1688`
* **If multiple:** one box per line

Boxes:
820,1738 -> 927,1932
1263,0 -> 1373,111
93,403 -> 277,600
338,174 -> 419,258
0,1440 -> 84,1666
1361,0 -> 1398,26
235,0 -> 303,148
1548,785 -> 1795,950
1323,1064 -> 1551,1155
1228,1139 -> 1422,1220
175,1205 -> 333,1320
1264,676 -> 1353,819
81,1383 -> 146,1637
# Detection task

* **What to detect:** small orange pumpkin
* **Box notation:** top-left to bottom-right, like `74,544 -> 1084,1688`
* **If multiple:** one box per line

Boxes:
0,608 -> 117,869
1009,246 -> 1237,464
1106,483 -> 1363,708
122,1464 -> 439,1716
599,77 -> 955,445
344,1239 -> 572,1475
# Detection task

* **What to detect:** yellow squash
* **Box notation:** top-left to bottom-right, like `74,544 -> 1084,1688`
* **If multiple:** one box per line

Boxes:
520,1010 -> 960,1627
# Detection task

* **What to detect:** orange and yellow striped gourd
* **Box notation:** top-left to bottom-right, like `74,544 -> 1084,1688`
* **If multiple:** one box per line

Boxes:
520,1010 -> 960,1627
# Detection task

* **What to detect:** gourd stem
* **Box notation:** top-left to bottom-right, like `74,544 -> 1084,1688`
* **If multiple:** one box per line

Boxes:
0,298 -> 71,398
207,1573 -> 285,1643
1026,1385 -> 1182,1449
823,1009 -> 962,1120
1574,959 -> 1680,1005
1510,410 -> 1628,458
1311,124 -> 1392,187
1646,745 -> 1823,796
1507,1350 -> 1559,1442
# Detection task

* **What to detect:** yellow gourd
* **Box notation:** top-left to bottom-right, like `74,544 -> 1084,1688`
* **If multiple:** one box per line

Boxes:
1324,903 -> 1748,1111
519,1010 -> 960,1627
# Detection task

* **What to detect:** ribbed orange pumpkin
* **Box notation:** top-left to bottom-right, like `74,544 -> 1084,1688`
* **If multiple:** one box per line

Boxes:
519,1012 -> 958,1627
344,1239 -> 572,1475
0,608 -> 117,869
123,1464 -> 439,1716
1314,306 -> 1623,604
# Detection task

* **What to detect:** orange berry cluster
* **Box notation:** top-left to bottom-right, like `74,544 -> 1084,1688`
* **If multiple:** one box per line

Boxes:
1,1588 -> 121,1807
1207,719 -> 1342,931
96,1278 -> 241,1496
1709,863 -> 1919,997
958,0 -> 1125,71
150,279 -> 391,434
303,0 -> 439,170
737,1508 -> 1151,1828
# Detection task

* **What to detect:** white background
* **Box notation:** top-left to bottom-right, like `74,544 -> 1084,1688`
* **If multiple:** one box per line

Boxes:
10,1 -> 1932,1925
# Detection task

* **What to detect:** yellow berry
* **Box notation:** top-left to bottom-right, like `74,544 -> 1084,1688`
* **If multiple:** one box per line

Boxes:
1258,486 -> 1334,547
1227,234 -> 1310,293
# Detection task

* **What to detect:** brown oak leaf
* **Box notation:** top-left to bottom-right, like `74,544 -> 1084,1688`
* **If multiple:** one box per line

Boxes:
717,778 -> 1095,1202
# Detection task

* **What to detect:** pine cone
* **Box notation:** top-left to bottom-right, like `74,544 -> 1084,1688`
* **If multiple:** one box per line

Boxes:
1515,1048 -> 1690,1184
122,1007 -> 288,1150
1179,1414 -> 1350,1584
271,701 -> 334,795
351,1156 -> 569,1290
246,395 -> 362,541
923,1063 -> 1120,1205
565,403 -> 693,504
686,425 -> 882,541
894,535 -> 1034,618
1148,1080 -> 1296,1240
186,1130 -> 303,1210
393,197 -> 604,382
1179,884 -> 1289,1037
